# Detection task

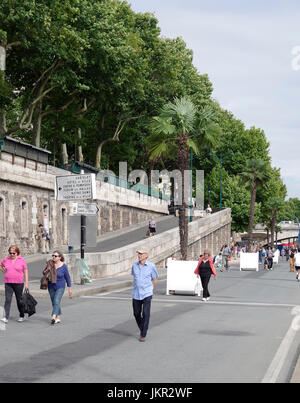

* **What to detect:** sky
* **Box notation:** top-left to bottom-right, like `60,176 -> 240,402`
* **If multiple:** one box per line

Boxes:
128,0 -> 300,199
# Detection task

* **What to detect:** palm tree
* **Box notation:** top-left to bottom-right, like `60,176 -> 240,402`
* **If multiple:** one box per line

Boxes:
267,197 -> 285,247
147,97 -> 220,260
240,159 -> 270,242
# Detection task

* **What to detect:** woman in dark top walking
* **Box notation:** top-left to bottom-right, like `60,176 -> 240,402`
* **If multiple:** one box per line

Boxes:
43,250 -> 72,324
194,250 -> 217,301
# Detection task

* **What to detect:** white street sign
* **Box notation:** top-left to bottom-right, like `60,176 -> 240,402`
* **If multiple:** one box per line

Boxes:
72,203 -> 99,215
56,174 -> 96,201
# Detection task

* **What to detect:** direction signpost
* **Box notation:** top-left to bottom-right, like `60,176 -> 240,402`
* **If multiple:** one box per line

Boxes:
56,174 -> 96,201
71,203 -> 99,215
55,174 -> 98,284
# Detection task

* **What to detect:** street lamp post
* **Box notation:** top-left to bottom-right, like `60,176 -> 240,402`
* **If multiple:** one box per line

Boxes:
209,152 -> 234,211
190,148 -> 193,222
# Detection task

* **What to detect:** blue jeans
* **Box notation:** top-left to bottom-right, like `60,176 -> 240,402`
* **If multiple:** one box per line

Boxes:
48,287 -> 65,316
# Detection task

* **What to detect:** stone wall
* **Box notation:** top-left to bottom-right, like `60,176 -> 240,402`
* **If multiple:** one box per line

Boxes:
0,151 -> 168,257
64,208 -> 232,283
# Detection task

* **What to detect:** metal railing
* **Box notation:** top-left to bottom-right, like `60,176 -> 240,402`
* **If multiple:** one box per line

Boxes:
101,174 -> 170,201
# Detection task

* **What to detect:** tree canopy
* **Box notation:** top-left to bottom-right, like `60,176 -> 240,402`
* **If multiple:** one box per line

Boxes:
0,0 -> 295,236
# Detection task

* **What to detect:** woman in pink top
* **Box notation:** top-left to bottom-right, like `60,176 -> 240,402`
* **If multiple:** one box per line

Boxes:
0,245 -> 29,324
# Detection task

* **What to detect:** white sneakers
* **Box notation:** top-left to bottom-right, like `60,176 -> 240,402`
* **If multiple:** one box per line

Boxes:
1,317 -> 25,323
202,297 -> 210,302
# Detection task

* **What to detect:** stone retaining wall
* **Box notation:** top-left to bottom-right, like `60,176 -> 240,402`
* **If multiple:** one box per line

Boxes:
0,152 -> 168,257
65,209 -> 232,283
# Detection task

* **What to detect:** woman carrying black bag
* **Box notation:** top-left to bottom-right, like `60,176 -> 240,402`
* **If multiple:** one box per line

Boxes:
0,245 -> 29,324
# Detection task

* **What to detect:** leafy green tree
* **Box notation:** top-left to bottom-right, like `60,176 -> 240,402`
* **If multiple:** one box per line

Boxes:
240,159 -> 270,241
260,167 -> 287,246
0,0 -> 89,141
148,97 -> 198,260
148,96 -> 221,259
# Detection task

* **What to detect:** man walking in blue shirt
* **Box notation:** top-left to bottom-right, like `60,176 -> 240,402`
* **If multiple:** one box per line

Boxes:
131,247 -> 158,342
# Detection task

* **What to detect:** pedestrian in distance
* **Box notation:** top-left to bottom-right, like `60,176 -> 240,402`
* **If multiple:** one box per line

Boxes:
148,217 -> 156,237
214,253 -> 223,272
194,250 -> 217,301
131,247 -> 158,342
264,255 -> 269,270
37,223 -> 50,254
266,246 -> 274,270
42,251 -> 72,325
290,247 -> 297,272
206,204 -> 212,214
294,247 -> 300,281
0,245 -> 29,324
286,247 -> 290,262
222,244 -> 231,271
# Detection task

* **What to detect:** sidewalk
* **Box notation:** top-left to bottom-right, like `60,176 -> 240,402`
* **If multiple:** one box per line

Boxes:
0,266 -> 167,299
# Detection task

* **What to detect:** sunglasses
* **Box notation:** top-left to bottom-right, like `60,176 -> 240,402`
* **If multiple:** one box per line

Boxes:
52,254 -> 60,258
9,252 -> 17,255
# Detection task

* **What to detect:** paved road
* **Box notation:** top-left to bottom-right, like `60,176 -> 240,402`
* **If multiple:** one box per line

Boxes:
1,259 -> 300,383
27,215 -> 179,280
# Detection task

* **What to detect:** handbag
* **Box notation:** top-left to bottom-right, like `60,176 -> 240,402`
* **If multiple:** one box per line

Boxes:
20,289 -> 38,317
40,273 -> 49,290
194,276 -> 202,296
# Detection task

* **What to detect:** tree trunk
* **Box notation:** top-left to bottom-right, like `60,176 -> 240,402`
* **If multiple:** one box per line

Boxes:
32,100 -> 42,147
177,133 -> 189,260
77,128 -> 83,163
271,209 -> 277,248
248,182 -> 257,243
0,112 -> 7,136
95,110 -> 106,169
0,49 -> 7,136
61,143 -> 68,165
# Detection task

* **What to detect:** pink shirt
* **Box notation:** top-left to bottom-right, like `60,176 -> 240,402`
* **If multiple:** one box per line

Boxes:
1,256 -> 28,283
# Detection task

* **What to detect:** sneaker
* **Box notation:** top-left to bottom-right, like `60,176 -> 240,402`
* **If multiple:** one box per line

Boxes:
17,317 -> 25,323
202,298 -> 207,301
1,318 -> 8,324
55,319 -> 61,324
206,297 -> 210,301
51,318 -> 56,325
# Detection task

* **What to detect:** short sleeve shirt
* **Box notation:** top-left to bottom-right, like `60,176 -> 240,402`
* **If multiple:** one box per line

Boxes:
1,256 -> 27,283
131,260 -> 158,300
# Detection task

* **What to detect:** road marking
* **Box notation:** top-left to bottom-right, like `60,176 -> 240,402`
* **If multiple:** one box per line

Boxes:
80,295 -> 296,309
89,286 -> 132,296
261,306 -> 300,383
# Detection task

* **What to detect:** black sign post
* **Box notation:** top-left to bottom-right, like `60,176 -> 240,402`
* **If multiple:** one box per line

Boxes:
80,215 -> 87,259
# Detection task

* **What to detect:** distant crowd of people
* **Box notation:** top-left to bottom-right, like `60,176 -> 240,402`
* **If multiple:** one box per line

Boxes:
192,242 -> 300,304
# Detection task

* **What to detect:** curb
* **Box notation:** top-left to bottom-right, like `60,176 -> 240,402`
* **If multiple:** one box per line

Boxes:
0,274 -> 167,299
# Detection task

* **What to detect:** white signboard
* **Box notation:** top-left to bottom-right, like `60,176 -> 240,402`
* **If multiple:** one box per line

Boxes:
166,259 -> 202,296
240,252 -> 259,271
71,203 -> 99,215
273,250 -> 280,264
56,174 -> 96,201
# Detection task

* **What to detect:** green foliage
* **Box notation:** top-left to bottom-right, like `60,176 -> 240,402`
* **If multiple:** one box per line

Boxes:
0,0 -> 295,235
